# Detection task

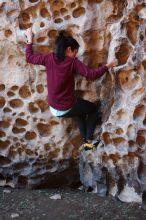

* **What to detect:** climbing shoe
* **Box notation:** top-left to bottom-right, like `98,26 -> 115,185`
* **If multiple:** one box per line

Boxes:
82,140 -> 100,151
82,142 -> 96,151
92,139 -> 100,147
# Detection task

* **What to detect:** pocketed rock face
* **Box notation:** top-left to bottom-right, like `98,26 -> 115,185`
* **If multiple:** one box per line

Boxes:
79,0 -> 146,205
0,0 -> 146,205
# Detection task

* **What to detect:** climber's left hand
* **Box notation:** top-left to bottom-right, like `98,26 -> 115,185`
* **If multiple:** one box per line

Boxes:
25,27 -> 34,44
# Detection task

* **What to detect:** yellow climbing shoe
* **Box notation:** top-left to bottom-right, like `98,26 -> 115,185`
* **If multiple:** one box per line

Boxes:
82,143 -> 95,151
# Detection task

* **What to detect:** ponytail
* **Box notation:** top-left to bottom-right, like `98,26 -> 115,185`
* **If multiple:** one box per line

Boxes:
55,31 -> 79,60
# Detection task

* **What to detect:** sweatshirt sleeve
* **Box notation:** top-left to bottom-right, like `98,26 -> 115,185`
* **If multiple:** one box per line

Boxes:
73,57 -> 108,80
25,43 -> 48,66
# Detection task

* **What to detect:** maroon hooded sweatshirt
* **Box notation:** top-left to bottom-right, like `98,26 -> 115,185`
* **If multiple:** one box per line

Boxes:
25,43 -> 108,110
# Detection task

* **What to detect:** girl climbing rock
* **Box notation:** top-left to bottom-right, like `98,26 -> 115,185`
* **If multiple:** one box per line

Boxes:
25,27 -> 117,150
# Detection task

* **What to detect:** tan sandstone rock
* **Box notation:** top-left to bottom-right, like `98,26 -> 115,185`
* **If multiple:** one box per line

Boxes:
0,0 -> 146,206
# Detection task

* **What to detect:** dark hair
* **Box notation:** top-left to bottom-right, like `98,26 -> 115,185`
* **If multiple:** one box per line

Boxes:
55,31 -> 80,60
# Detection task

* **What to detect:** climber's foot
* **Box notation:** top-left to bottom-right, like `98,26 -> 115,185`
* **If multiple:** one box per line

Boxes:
92,139 -> 100,147
82,142 -> 95,151
82,142 -> 96,151
82,139 -> 101,151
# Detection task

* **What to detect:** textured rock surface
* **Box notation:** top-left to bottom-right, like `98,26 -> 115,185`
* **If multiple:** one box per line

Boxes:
0,0 -> 146,205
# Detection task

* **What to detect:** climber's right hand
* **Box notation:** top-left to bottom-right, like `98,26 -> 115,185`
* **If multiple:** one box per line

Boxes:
106,59 -> 118,69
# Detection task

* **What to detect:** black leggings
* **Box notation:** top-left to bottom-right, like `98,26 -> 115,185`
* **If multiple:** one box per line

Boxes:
59,98 -> 101,142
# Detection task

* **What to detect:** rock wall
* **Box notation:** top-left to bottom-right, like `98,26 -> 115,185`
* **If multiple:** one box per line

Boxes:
0,0 -> 146,205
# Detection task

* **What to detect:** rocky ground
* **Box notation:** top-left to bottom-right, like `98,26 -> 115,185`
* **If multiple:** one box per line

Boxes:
0,186 -> 146,220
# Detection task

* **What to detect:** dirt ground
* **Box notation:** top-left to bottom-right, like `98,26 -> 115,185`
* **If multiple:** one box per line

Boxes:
0,186 -> 146,220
